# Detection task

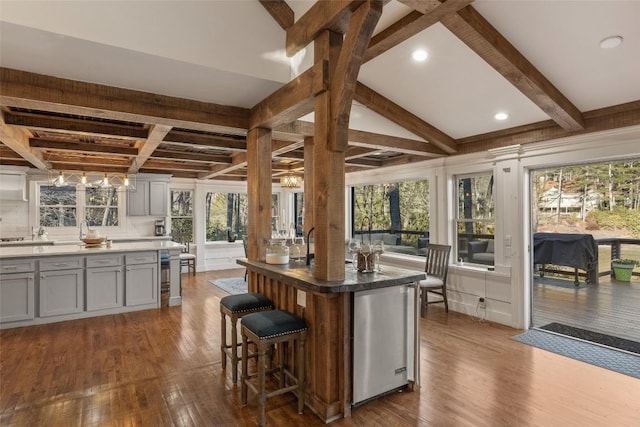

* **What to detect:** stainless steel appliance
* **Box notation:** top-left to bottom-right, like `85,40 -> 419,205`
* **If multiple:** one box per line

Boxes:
155,219 -> 166,236
352,284 -> 415,405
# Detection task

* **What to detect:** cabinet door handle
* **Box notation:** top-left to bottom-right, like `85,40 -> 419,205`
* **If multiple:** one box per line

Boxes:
126,268 -> 131,272
2,265 -> 17,270
54,263 -> 69,267
117,269 -> 122,272
41,275 -> 46,279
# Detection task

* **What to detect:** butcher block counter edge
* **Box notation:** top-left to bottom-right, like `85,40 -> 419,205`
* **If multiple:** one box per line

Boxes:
237,258 -> 425,293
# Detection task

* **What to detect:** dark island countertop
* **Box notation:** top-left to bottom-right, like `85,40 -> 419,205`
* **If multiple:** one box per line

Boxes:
237,258 -> 425,293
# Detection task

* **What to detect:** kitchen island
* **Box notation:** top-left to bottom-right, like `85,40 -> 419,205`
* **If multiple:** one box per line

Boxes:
238,259 -> 425,423
0,241 -> 183,329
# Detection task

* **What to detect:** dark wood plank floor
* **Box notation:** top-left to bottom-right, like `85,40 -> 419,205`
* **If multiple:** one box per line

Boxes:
532,275 -> 640,342
1,268 -> 639,426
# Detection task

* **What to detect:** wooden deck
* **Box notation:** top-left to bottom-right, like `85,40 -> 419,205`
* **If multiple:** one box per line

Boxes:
532,274 -> 640,343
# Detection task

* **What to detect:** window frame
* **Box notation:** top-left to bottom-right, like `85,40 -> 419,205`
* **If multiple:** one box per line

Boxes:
454,172 -> 495,266
170,189 -> 194,243
35,181 -> 124,236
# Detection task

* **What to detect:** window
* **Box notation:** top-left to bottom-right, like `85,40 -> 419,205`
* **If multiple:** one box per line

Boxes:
170,190 -> 193,243
456,174 -> 494,265
205,192 -> 280,241
352,180 -> 430,256
205,192 -> 248,241
39,185 -> 77,227
39,184 -> 119,228
85,187 -> 119,226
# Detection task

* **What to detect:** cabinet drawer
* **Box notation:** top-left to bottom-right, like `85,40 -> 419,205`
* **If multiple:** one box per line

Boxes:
40,257 -> 83,271
125,252 -> 158,265
0,259 -> 35,274
86,255 -> 122,268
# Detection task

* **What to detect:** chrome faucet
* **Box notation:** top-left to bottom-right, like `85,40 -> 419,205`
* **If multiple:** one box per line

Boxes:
79,219 -> 90,239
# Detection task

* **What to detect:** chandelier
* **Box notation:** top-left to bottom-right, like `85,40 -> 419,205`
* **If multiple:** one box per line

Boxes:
48,170 -> 136,191
280,173 -> 301,189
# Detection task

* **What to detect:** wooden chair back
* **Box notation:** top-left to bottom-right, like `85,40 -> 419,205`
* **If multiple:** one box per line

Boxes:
424,244 -> 451,281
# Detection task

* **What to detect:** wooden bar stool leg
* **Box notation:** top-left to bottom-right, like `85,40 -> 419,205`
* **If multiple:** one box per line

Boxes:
241,333 -> 249,406
297,334 -> 306,414
278,342 -> 285,389
258,344 -> 267,427
220,311 -> 227,370
231,314 -> 239,383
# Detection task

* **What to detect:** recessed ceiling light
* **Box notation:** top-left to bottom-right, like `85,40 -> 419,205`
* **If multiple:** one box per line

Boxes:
494,112 -> 509,121
412,49 -> 428,62
600,35 -> 623,49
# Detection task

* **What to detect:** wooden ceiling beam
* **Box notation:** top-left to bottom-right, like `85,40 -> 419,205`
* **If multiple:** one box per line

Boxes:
355,81 -> 457,153
2,110 -> 147,140
0,146 -> 23,159
140,159 -> 213,172
345,146 -> 378,159
129,124 -> 172,173
47,163 -> 128,174
0,68 -> 250,133
151,149 -> 231,164
164,129 -> 247,151
198,151 -> 248,179
286,1 -> 366,56
456,100 -> 640,154
45,153 -> 131,167
442,5 -> 585,131
348,128 -> 446,157
30,138 -> 138,156
0,113 -> 48,170
250,60 -> 328,129
364,0 -> 473,63
259,0 -> 294,30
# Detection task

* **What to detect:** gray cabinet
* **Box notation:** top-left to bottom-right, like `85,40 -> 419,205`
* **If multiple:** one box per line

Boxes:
125,252 -> 158,306
127,179 -> 168,216
0,272 -> 35,322
86,255 -> 123,311
39,268 -> 84,317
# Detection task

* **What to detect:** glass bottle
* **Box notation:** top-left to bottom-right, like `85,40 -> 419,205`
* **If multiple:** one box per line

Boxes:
266,239 -> 289,264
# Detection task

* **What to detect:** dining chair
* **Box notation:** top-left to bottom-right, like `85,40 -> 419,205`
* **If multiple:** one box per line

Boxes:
419,244 -> 451,316
179,242 -> 196,275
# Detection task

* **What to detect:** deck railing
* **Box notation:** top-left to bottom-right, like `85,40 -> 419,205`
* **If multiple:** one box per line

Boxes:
595,238 -> 640,278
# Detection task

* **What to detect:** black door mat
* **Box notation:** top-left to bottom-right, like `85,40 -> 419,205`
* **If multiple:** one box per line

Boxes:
540,323 -> 640,355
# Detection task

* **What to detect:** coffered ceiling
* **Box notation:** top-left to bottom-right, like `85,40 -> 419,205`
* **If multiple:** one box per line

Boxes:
1,0 -> 639,181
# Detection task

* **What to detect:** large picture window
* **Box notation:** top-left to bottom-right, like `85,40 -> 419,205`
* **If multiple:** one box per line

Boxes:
352,180 -> 429,256
205,192 -> 248,241
170,190 -> 193,243
456,174 -> 495,265
39,184 -> 119,228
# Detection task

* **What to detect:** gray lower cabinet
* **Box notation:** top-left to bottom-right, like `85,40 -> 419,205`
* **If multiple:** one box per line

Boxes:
86,254 -> 124,311
0,272 -> 35,322
39,268 -> 84,317
125,252 -> 158,306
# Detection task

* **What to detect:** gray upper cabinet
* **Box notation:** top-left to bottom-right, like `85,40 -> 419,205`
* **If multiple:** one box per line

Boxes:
127,174 -> 170,216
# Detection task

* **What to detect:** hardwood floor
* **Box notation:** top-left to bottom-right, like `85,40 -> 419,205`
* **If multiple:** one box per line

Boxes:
1,269 -> 639,426
532,275 -> 640,342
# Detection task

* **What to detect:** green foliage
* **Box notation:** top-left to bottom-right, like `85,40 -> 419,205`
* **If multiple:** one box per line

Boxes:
586,207 -> 640,235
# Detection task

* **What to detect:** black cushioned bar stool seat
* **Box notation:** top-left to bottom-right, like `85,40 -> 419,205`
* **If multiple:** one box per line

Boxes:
241,310 -> 307,427
220,292 -> 273,383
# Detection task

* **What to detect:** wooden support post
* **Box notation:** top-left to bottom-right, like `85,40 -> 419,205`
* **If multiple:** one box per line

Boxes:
303,136 -> 314,237
246,127 -> 273,261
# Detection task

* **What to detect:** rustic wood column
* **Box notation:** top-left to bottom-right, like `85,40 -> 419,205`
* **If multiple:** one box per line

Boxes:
303,136 -> 314,237
246,127 -> 272,261
313,30 -> 345,281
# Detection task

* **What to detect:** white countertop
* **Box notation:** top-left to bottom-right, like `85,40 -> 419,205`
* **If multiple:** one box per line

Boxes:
0,236 -> 172,247
0,241 -> 184,259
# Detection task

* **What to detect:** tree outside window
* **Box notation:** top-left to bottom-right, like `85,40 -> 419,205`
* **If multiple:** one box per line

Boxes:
456,174 -> 495,265
170,190 -> 193,243
39,185 -> 77,227
39,185 -> 119,228
352,180 -> 430,256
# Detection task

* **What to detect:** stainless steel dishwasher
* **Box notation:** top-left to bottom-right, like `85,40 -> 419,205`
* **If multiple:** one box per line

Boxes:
352,284 -> 416,405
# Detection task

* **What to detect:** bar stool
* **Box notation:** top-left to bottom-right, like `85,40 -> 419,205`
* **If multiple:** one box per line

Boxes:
241,309 -> 307,427
220,293 -> 273,383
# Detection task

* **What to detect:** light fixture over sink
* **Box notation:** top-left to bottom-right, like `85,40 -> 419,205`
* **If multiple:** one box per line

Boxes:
48,170 -> 136,191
